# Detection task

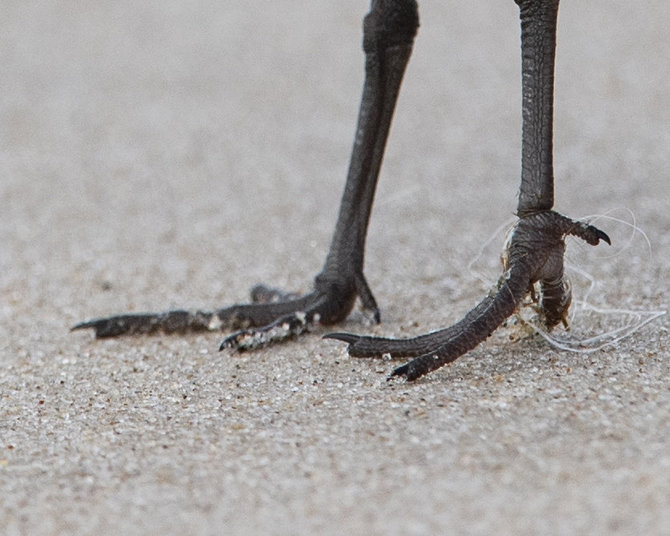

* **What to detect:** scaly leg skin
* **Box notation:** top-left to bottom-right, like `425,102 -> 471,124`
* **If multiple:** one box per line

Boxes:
326,212 -> 609,380
326,0 -> 611,381
72,1 -> 420,350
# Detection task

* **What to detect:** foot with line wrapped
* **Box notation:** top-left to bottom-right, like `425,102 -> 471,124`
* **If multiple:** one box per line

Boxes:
326,212 -> 610,381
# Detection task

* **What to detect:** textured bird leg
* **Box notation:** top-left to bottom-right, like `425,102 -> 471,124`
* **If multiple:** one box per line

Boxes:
326,0 -> 611,380
327,213 -> 609,380
73,0 -> 420,349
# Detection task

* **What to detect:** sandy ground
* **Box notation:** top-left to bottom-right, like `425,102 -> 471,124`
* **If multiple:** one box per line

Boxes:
2,1 -> 669,534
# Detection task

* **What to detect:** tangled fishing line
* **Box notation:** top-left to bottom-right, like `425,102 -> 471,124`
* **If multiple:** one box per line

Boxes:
468,209 -> 666,353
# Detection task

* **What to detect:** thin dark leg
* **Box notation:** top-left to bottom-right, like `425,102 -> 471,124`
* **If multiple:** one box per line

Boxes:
72,1 -> 420,348
327,0 -> 610,380
309,0 -> 420,325
516,0 -> 558,216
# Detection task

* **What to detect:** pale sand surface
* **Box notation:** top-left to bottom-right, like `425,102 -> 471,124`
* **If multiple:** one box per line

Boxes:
2,2 -> 669,534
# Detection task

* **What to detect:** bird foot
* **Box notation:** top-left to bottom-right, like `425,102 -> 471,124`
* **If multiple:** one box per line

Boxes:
326,211 -> 610,381
72,271 -> 380,352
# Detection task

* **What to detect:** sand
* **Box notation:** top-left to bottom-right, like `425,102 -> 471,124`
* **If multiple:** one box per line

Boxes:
2,1 -> 669,534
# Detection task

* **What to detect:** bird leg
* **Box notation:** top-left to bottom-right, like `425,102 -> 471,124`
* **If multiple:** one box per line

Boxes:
326,0 -> 611,380
326,212 -> 609,380
72,0 -> 420,349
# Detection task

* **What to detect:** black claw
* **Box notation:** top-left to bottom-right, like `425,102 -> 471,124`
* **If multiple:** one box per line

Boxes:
323,332 -> 361,345
71,315 -> 140,338
567,218 -> 612,247
71,320 -> 99,333
597,229 -> 611,245
389,363 -> 410,380
219,331 -> 246,351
